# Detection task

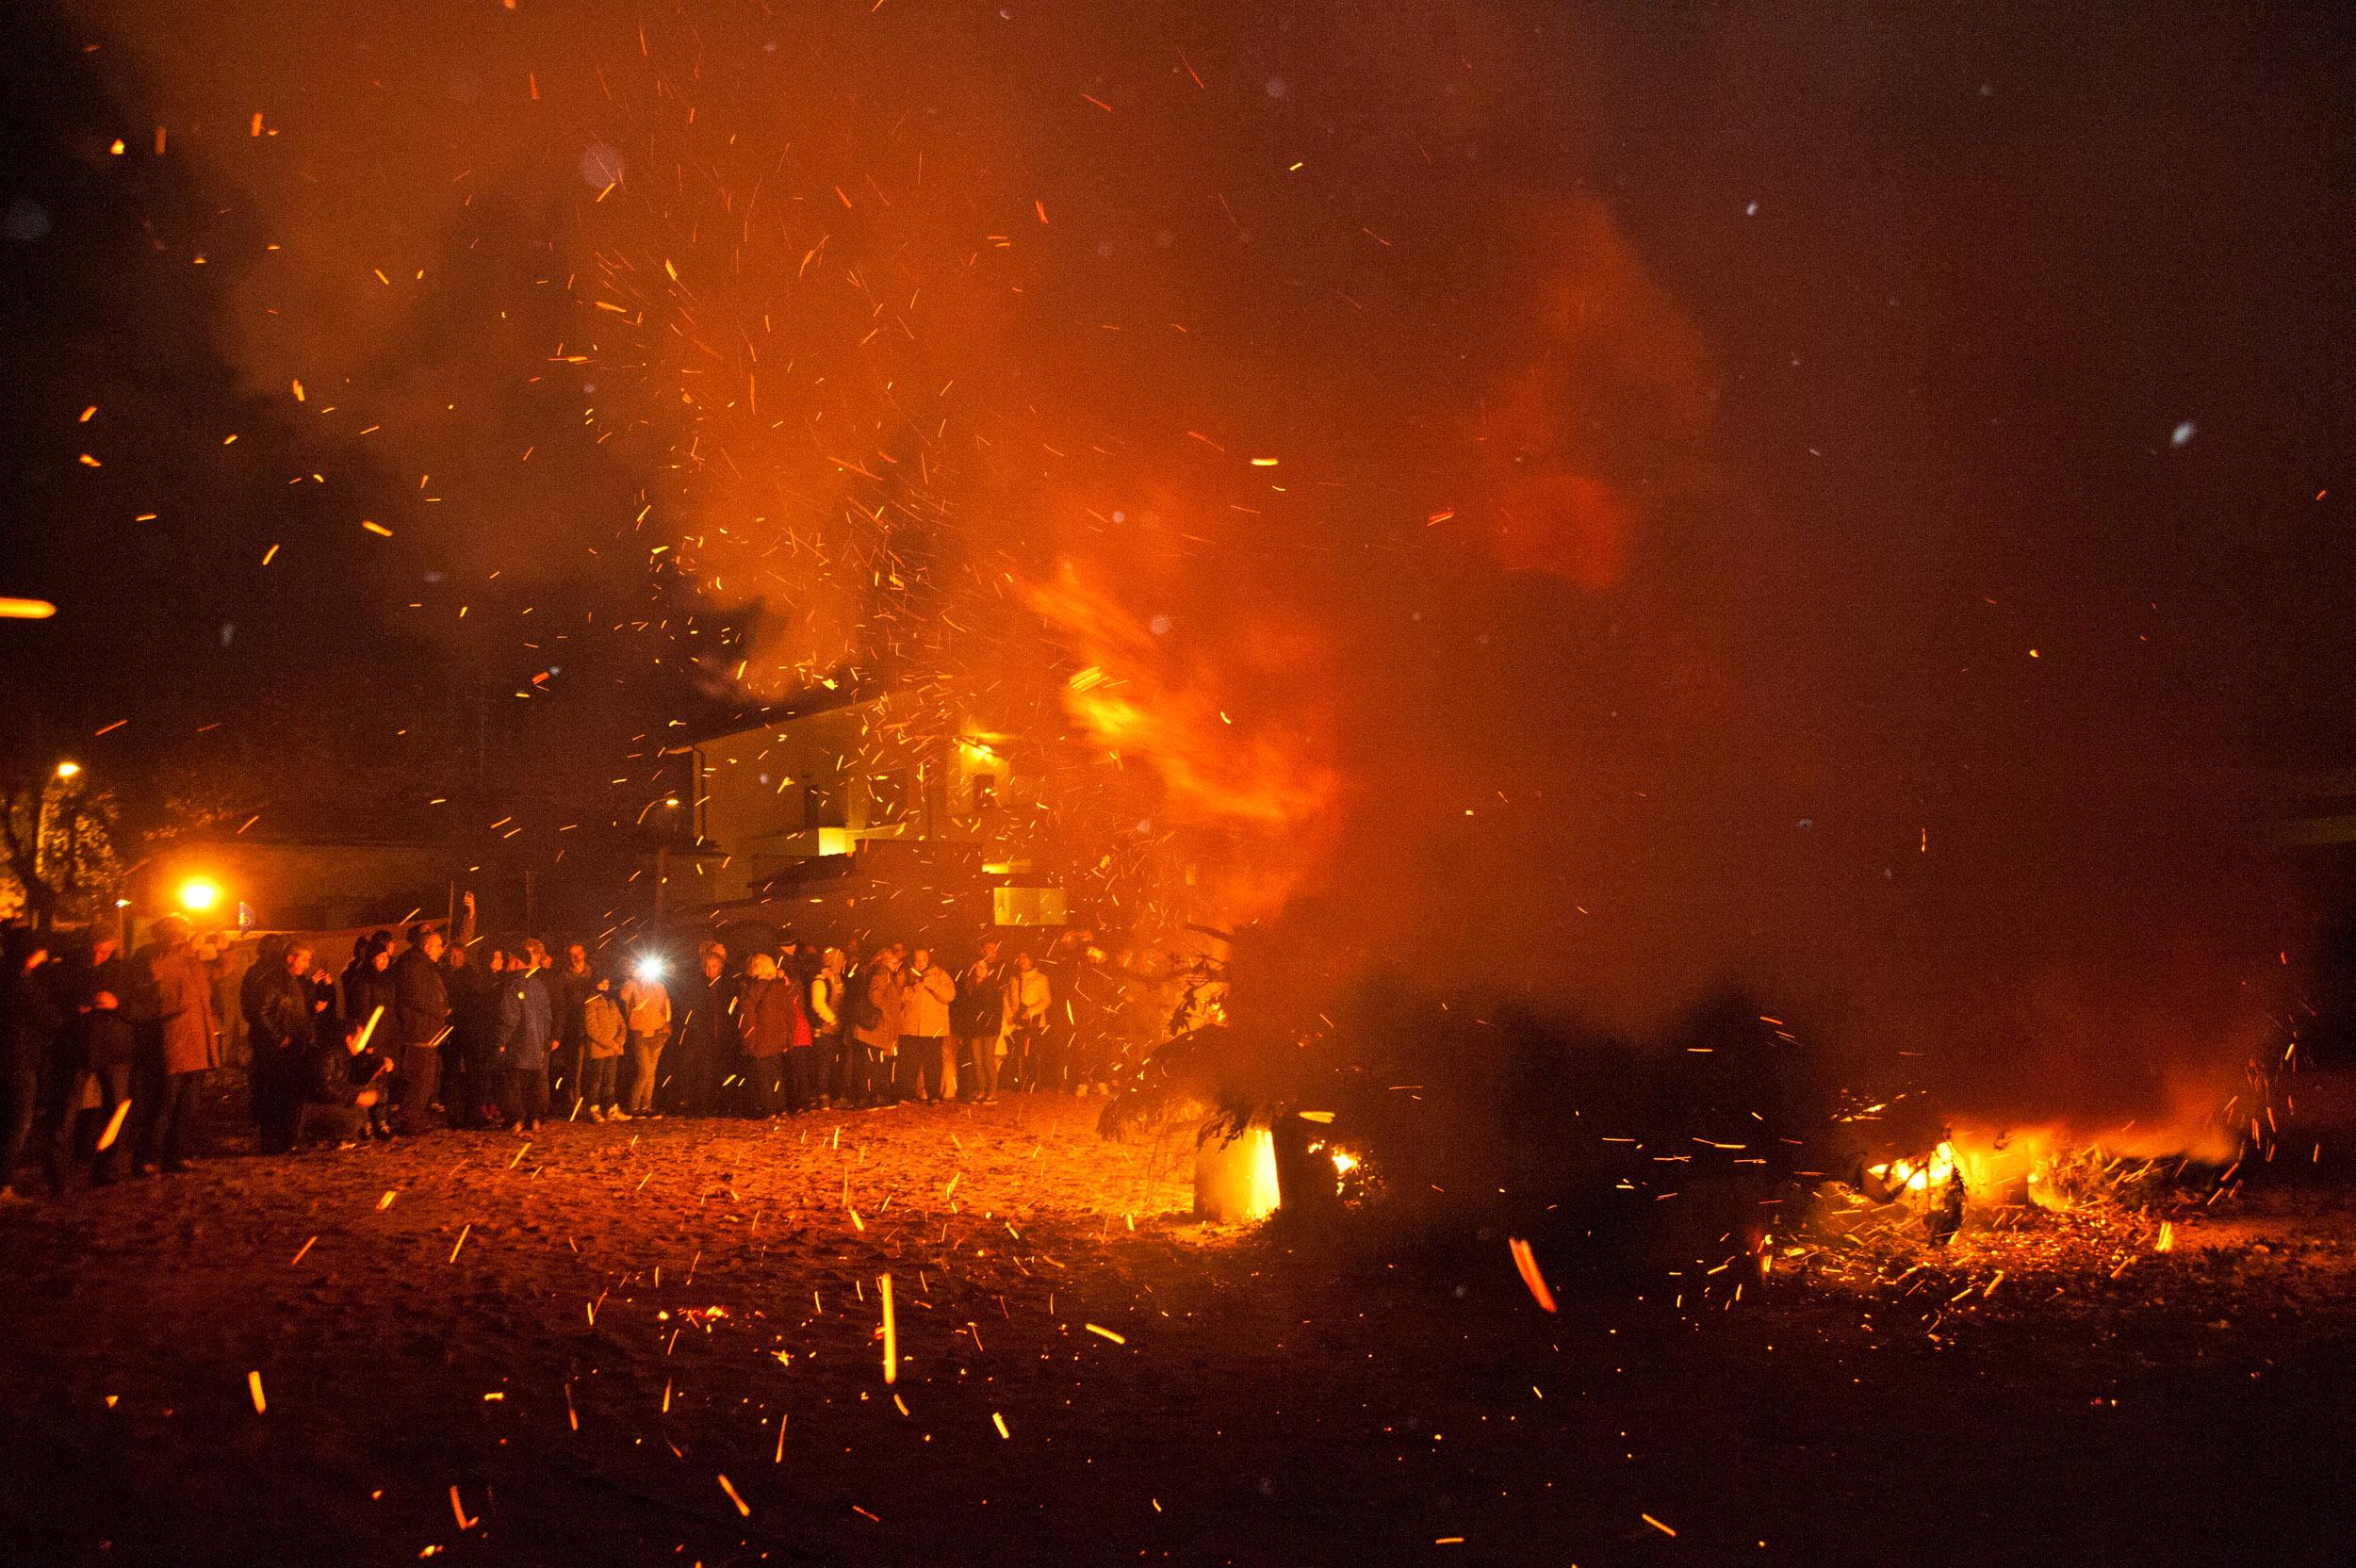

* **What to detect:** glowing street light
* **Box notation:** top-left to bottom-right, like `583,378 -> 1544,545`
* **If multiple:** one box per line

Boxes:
178,877 -> 223,914
55,760 -> 81,780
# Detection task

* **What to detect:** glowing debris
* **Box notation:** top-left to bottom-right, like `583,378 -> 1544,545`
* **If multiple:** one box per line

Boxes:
94,1099 -> 133,1152
1507,1237 -> 1558,1314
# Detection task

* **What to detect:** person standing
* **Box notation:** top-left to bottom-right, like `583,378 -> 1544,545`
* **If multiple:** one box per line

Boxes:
1005,949 -> 1051,1092
237,934 -> 287,1126
734,955 -> 795,1116
490,942 -> 554,1133
138,914 -> 221,1173
390,923 -> 452,1132
668,943 -> 730,1117
618,961 -> 672,1118
580,974 -> 627,1121
434,892 -> 481,1121
955,939 -> 1006,1103
443,938 -> 498,1129
851,943 -> 907,1104
2,938 -> 66,1200
249,941 -> 320,1154
74,982 -> 136,1184
343,935 -> 398,1059
779,959 -> 817,1114
550,940 -> 597,1109
339,932 -> 393,1018
808,947 -> 847,1110
897,947 -> 956,1104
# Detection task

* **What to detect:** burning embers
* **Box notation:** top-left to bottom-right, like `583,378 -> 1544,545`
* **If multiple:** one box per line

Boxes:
1824,1117 -> 2235,1280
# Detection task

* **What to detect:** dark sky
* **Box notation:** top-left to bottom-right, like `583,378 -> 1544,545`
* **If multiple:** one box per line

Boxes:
4,1 -> 2352,1129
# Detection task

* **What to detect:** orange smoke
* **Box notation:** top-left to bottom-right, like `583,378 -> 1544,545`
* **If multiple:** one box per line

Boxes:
1473,199 -> 1717,591
1025,563 -> 1341,920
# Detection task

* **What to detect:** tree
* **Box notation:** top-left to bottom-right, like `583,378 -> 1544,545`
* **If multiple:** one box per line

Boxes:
0,767 -> 123,927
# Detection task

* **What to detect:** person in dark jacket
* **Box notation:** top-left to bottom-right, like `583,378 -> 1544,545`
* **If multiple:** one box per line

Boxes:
489,941 -> 555,1132
2,937 -> 68,1200
340,930 -> 393,1014
955,939 -> 1006,1103
437,892 -> 486,1124
444,941 -> 497,1129
76,985 -> 137,1184
664,943 -> 730,1117
550,940 -> 597,1108
237,934 -> 286,1053
238,935 -> 287,1146
297,1016 -> 386,1150
344,935 -> 398,1049
247,941 -> 320,1154
389,923 -> 451,1131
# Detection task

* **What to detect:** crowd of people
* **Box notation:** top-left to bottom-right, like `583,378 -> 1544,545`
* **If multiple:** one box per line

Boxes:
1,898 -> 1163,1200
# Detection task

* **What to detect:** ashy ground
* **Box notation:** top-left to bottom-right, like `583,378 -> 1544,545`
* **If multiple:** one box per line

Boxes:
2,1094 -> 2351,1567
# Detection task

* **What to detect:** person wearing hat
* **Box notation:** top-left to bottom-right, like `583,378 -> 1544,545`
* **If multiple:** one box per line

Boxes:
136,914 -> 221,1173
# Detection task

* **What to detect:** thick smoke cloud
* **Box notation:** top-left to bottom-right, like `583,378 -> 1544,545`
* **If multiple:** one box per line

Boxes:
82,0 -> 2347,1135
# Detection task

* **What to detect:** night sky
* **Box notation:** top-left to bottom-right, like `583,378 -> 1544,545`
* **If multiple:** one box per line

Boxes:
5,2 -> 2353,1127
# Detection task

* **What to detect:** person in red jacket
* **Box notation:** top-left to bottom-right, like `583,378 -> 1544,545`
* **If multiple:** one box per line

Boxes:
734,954 -> 798,1117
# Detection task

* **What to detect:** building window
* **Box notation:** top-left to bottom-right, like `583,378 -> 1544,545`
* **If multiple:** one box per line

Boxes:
804,782 -> 845,830
867,771 -> 908,825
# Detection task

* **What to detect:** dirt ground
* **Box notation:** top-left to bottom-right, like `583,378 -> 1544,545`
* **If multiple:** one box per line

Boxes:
3,1091 -> 2352,1568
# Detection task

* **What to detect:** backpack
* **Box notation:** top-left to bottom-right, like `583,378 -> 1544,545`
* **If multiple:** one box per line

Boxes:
853,973 -> 884,1032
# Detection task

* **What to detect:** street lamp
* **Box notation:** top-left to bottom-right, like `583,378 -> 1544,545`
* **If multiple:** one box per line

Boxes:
178,876 -> 222,914
55,760 -> 80,780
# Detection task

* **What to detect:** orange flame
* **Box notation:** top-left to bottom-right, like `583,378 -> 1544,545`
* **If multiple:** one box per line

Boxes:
1026,563 -> 1341,917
